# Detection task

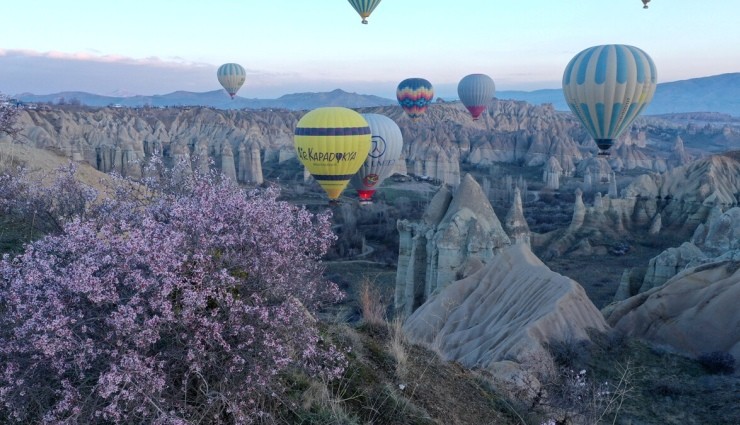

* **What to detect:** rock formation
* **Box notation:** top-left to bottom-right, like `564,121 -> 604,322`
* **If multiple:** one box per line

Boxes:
543,156 -> 563,190
623,154 -> 740,207
669,135 -> 692,168
604,260 -> 739,370
504,187 -> 531,246
395,174 -> 511,316
16,102 -> 735,192
403,243 -> 609,370
538,154 -> 740,261
576,157 -> 612,183
614,206 -> 740,301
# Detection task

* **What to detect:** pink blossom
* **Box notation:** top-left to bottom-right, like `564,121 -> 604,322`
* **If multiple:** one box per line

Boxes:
0,165 -> 346,423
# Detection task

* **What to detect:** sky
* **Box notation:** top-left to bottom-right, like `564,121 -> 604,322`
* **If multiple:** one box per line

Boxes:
1,0 -> 738,99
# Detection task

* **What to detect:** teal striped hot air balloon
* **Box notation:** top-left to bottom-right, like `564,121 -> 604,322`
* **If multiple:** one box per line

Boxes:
458,73 -> 496,120
217,63 -> 246,99
347,0 -> 382,24
562,44 -> 657,156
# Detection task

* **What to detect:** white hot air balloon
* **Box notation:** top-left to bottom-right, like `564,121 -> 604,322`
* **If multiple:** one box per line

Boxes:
217,63 -> 246,98
350,113 -> 403,203
457,73 -> 496,120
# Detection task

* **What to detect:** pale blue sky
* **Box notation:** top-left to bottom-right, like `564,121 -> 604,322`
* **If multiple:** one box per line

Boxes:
1,0 -> 738,98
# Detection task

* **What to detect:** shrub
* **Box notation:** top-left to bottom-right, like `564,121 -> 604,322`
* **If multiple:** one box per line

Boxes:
697,351 -> 736,375
0,168 -> 346,423
547,336 -> 592,370
0,163 -> 98,239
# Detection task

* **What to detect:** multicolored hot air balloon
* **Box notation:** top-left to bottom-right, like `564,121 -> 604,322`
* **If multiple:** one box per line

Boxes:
562,44 -> 657,156
217,63 -> 246,99
457,73 -> 496,120
347,0 -> 382,24
350,113 -> 403,203
294,107 -> 371,200
396,78 -> 434,120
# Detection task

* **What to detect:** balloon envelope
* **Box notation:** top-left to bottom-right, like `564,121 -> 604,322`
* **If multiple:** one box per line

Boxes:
396,78 -> 434,120
347,0 -> 382,24
217,63 -> 246,98
350,114 -> 403,202
294,107 -> 371,200
562,44 -> 657,155
457,73 -> 496,120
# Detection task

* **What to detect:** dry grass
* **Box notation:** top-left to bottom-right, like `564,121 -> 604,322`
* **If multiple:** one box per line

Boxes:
388,317 -> 409,379
359,278 -> 386,326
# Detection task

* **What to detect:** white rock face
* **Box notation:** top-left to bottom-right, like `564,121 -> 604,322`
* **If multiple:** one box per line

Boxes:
605,260 -> 740,370
504,188 -> 531,246
403,243 -> 609,368
640,242 -> 707,292
15,107 -> 305,185
624,155 -> 740,206
543,156 -> 563,190
395,174 -> 511,315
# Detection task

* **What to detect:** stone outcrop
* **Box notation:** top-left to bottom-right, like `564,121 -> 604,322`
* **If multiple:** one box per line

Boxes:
669,135 -> 692,168
543,156 -> 562,190
395,174 -> 511,315
404,243 -> 609,369
623,154 -> 740,207
16,102 -> 735,193
604,260 -> 740,370
15,107 -> 305,185
504,188 -> 531,246
639,242 -> 707,292
538,154 -> 740,261
576,157 -> 612,183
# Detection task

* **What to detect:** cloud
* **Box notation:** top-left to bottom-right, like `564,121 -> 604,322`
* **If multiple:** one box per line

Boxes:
0,49 -> 286,96
0,49 -> 567,98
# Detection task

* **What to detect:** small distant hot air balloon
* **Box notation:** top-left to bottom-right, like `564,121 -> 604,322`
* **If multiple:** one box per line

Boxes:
562,44 -> 657,156
642,0 -> 650,8
350,113 -> 403,203
217,63 -> 246,99
457,73 -> 496,120
396,78 -> 434,120
347,0 -> 382,24
294,107 -> 371,201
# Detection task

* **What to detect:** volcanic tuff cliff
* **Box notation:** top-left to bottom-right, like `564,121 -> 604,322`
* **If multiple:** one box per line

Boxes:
395,174 -> 511,315
534,153 -> 740,260
403,243 -> 609,371
14,101 -> 738,189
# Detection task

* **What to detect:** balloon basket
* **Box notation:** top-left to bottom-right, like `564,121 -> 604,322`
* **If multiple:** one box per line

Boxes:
597,151 -> 611,157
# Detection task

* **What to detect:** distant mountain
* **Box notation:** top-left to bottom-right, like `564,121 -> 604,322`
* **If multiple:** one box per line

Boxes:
13,73 -> 740,116
14,88 -> 395,111
497,73 -> 740,116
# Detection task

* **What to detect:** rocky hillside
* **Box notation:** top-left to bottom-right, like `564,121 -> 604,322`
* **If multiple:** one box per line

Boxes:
13,102 -> 739,189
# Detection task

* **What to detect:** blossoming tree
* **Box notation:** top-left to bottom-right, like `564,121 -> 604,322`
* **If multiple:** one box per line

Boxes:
0,165 -> 345,424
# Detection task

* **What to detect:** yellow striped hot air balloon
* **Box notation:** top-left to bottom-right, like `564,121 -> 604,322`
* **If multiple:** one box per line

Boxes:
294,107 -> 371,200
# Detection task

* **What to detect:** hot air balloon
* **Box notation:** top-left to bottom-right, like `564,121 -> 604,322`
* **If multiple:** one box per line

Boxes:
294,107 -> 371,200
642,0 -> 650,8
396,78 -> 434,120
217,63 -> 246,99
562,44 -> 657,156
347,0 -> 382,24
350,113 -> 403,203
457,73 -> 496,120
